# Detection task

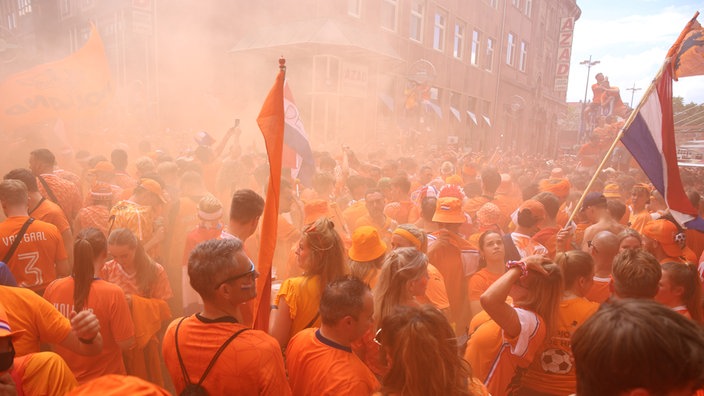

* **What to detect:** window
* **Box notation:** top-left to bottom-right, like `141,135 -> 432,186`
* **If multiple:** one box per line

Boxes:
506,32 -> 516,65
381,0 -> 398,31
524,0 -> 532,17
519,41 -> 528,71
453,20 -> 466,59
348,0 -> 361,17
59,0 -> 71,19
470,30 -> 481,65
7,13 -> 17,30
488,0 -> 497,8
410,0 -> 424,42
433,8 -> 447,51
18,0 -> 32,16
512,0 -> 520,7
485,37 -> 495,71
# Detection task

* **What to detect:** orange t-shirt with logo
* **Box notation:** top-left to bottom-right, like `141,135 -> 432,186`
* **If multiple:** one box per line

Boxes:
521,297 -> 599,395
286,328 -> 379,395
162,315 -> 291,395
0,216 -> 67,292
44,277 -> 135,383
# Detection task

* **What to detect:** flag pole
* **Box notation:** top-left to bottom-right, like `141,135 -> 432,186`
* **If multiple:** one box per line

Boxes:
565,60 -> 668,226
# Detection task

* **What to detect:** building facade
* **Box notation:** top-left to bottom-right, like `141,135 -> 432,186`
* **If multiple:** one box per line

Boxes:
0,0 -> 581,157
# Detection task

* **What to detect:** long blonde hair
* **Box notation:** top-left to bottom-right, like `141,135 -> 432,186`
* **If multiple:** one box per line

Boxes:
373,247 -> 428,326
300,218 -> 348,290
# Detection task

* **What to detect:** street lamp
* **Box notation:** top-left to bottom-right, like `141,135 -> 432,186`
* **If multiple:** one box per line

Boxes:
579,55 -> 600,144
626,82 -> 641,108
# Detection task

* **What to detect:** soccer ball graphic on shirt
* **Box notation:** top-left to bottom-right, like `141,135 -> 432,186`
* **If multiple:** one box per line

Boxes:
541,348 -> 573,374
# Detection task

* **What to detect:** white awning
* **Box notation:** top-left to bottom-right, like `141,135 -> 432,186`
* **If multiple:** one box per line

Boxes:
482,114 -> 492,127
466,111 -> 478,125
449,106 -> 461,122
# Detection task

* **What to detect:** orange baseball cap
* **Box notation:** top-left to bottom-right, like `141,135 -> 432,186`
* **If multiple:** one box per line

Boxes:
518,199 -> 546,222
348,226 -> 387,262
138,179 -> 167,203
643,219 -> 683,258
432,197 -> 465,224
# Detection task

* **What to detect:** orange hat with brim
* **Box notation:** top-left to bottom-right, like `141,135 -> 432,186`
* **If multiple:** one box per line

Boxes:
88,161 -> 115,175
349,226 -> 387,262
432,197 -> 465,224
139,179 -> 167,203
643,219 -> 683,258
519,199 -> 546,223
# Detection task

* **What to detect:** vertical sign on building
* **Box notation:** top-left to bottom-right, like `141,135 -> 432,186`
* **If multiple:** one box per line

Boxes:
554,17 -> 574,92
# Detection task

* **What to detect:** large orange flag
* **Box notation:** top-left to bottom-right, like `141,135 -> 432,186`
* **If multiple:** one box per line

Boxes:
668,11 -> 704,80
253,59 -> 286,331
0,24 -> 113,131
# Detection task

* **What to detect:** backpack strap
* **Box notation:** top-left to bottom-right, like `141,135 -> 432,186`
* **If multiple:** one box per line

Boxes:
304,312 -> 320,329
36,176 -> 60,205
3,218 -> 34,264
174,317 -> 249,388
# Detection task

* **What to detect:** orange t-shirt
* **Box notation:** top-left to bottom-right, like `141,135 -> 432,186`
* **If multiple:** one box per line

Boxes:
521,297 -> 599,395
0,216 -> 67,292
0,286 -> 72,356
274,276 -> 322,338
162,315 -> 291,395
533,226 -> 560,259
286,328 -> 379,395
44,277 -> 135,383
629,210 -> 652,234
37,173 -> 83,221
12,351 -> 78,395
468,268 -> 503,302
416,263 -> 450,310
584,276 -> 611,304
29,198 -> 70,234
465,308 -> 546,396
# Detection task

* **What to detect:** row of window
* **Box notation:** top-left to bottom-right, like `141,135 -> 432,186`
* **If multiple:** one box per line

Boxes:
349,0 -> 531,74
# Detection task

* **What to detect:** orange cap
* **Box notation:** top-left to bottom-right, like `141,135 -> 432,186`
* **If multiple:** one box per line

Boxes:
643,219 -> 683,258
138,179 -> 167,203
519,199 -> 546,223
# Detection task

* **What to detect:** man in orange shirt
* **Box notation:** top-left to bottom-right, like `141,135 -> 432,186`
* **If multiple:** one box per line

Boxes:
28,148 -> 83,222
354,188 -> 397,246
0,180 -> 68,293
383,176 -> 414,225
162,238 -> 290,395
4,168 -> 73,268
584,231 -> 619,303
286,277 -> 379,395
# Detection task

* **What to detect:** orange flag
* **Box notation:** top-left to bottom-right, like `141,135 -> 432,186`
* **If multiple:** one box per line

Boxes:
0,23 -> 113,131
668,12 -> 704,80
253,59 -> 286,331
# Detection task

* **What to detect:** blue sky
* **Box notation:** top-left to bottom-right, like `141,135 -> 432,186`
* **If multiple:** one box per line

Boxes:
566,1 -> 704,105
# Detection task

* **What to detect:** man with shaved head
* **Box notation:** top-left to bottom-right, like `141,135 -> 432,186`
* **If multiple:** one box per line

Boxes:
584,230 -> 619,303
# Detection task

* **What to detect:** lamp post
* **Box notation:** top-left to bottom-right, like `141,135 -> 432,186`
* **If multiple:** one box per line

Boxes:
579,55 -> 600,143
626,82 -> 641,108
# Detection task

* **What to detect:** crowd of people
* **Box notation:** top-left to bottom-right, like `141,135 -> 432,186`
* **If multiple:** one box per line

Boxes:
0,125 -> 703,396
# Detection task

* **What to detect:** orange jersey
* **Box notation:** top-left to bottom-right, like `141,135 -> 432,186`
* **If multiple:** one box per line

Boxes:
36,173 -> 83,221
428,230 -> 479,324
29,198 -> 70,234
109,200 -> 155,244
629,210 -> 652,234
468,268 -> 503,302
0,216 -> 67,291
584,276 -> 611,304
286,328 -> 379,395
0,286 -> 72,356
532,226 -> 560,259
99,260 -> 173,300
521,297 -> 599,395
44,277 -> 135,383
511,231 -> 548,258
162,315 -> 291,395
74,205 -> 111,238
274,276 -> 322,338
465,309 -> 546,396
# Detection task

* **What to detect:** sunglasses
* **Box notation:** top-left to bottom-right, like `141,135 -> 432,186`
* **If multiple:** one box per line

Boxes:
214,261 -> 258,289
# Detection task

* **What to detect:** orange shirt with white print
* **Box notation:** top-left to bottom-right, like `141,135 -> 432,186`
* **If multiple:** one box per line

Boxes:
465,308 -> 547,396
0,216 -> 67,292
521,297 -> 599,395
44,277 -> 135,383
